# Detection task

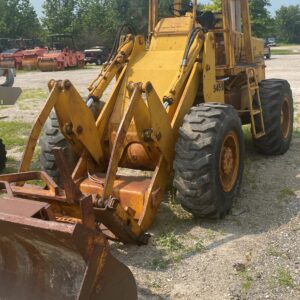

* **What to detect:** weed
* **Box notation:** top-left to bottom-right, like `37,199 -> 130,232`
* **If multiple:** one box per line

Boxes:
150,257 -> 170,270
156,232 -> 183,252
276,268 -> 295,288
27,180 -> 46,187
206,229 -> 217,240
237,268 -> 253,292
267,246 -> 286,258
277,187 -> 296,201
243,125 -> 253,148
152,232 -> 206,270
193,240 -> 206,253
150,281 -> 162,289
242,274 -> 253,291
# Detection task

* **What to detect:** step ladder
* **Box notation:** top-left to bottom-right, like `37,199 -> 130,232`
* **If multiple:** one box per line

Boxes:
245,67 -> 265,139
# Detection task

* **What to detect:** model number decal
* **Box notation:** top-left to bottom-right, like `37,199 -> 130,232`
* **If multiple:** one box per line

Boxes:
213,83 -> 224,93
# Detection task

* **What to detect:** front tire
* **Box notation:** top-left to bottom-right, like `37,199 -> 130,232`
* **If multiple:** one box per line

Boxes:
173,103 -> 245,219
253,79 -> 293,155
39,112 -> 77,185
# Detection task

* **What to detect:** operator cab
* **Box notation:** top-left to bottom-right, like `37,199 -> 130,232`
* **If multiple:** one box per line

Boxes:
170,2 -> 216,29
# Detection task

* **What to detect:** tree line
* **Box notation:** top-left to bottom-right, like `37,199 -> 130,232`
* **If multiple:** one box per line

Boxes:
0,0 -> 299,50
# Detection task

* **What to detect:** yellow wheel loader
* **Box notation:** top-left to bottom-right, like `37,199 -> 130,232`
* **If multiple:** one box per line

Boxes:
0,1 -> 294,299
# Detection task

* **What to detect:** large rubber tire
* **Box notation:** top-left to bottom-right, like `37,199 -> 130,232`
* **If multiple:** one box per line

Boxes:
0,139 -> 7,171
253,79 -> 293,155
39,112 -> 77,185
1,69 -> 14,87
173,103 -> 245,219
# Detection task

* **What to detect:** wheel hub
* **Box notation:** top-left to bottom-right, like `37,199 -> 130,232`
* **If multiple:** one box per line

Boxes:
222,147 -> 234,175
219,131 -> 240,193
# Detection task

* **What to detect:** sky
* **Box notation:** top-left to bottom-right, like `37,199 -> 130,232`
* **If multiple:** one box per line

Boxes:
31,0 -> 300,17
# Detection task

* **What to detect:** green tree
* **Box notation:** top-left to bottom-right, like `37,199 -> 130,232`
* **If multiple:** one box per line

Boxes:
0,0 -> 8,37
17,0 -> 41,38
0,0 -> 41,39
200,0 -> 221,11
42,0 -> 78,35
76,0 -> 150,48
75,0 -> 113,48
249,0 -> 272,38
275,5 -> 300,43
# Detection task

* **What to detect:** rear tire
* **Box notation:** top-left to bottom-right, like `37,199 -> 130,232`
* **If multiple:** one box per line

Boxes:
253,79 -> 293,155
39,112 -> 77,185
0,139 -> 6,172
173,103 -> 245,219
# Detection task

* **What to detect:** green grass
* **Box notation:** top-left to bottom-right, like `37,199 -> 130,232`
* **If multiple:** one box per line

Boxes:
17,89 -> 48,111
2,156 -> 19,174
0,121 -> 32,150
276,43 -> 300,47
272,49 -> 300,55
18,89 -> 48,101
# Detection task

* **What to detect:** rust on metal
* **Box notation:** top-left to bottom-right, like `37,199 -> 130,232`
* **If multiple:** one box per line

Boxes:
52,147 -> 82,203
0,198 -> 137,300
80,173 -> 151,219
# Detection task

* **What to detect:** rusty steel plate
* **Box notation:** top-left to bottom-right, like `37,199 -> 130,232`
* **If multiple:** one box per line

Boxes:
0,198 -> 48,217
0,213 -> 137,300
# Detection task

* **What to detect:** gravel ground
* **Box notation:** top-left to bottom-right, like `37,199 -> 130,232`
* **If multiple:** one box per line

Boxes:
4,55 -> 300,299
15,66 -> 101,96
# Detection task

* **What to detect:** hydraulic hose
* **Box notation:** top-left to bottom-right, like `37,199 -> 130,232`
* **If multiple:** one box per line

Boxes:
181,27 -> 202,67
87,24 -> 136,108
106,23 -> 136,63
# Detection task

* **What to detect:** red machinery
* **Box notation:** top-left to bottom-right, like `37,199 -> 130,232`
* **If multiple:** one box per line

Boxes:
22,47 -> 48,70
0,39 -> 32,69
37,34 -> 85,72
